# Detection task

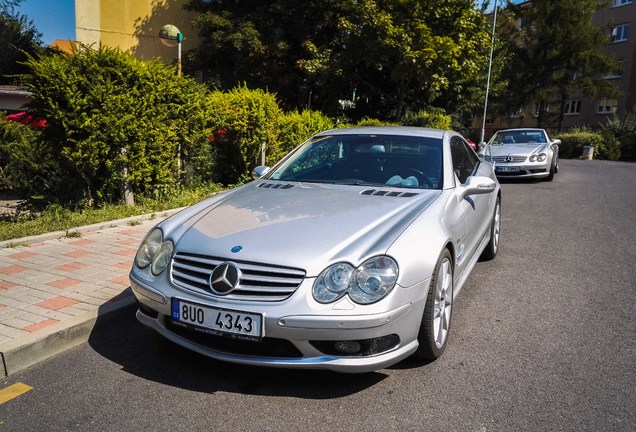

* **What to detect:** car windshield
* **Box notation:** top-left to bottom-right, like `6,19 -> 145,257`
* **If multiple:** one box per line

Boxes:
266,134 -> 443,189
490,130 -> 547,145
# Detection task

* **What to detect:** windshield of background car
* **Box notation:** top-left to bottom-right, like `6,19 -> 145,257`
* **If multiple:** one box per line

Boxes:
489,130 -> 548,145
267,134 -> 444,189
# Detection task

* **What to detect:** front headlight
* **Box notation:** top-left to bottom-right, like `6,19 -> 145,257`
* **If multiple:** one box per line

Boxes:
135,228 -> 174,275
530,153 -> 547,162
151,240 -> 174,275
313,256 -> 398,304
135,229 -> 162,268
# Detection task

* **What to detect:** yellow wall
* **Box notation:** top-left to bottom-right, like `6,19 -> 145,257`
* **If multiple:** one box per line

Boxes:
75,0 -> 199,63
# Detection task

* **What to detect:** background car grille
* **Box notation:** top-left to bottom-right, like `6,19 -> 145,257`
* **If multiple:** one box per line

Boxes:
171,252 -> 305,302
492,155 -> 527,163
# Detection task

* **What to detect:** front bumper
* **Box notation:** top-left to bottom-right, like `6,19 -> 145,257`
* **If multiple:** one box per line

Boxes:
130,273 -> 429,373
494,163 -> 550,178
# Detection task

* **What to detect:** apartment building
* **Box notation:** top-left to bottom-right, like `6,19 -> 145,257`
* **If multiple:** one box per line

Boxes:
475,0 -> 636,138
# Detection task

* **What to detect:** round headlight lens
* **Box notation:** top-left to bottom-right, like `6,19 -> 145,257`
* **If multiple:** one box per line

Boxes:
151,240 -> 174,275
537,153 -> 547,162
135,229 -> 162,268
529,154 -> 537,162
349,256 -> 398,304
313,263 -> 354,303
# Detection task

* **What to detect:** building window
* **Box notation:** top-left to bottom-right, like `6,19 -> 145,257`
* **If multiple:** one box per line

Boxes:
611,24 -> 630,42
533,103 -> 550,117
612,0 -> 633,7
510,108 -> 523,118
485,117 -> 494,126
564,100 -> 582,115
596,98 -> 617,114
603,60 -> 624,79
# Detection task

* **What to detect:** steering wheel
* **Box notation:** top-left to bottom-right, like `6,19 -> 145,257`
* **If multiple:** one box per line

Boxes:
403,168 -> 435,189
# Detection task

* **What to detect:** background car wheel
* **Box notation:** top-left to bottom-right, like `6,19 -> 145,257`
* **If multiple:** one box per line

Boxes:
480,196 -> 501,261
415,249 -> 453,360
545,159 -> 556,181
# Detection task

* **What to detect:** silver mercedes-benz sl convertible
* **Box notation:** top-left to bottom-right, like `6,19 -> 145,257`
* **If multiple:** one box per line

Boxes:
130,126 -> 501,373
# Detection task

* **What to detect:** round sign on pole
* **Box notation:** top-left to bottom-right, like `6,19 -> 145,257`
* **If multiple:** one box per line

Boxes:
159,24 -> 181,47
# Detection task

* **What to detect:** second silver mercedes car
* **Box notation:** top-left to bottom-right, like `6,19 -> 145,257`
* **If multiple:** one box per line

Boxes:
130,127 -> 501,373
480,128 -> 560,181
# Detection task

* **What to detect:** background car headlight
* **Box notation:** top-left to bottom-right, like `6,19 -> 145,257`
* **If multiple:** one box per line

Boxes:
151,240 -> 174,275
135,229 -> 162,268
313,257 -> 398,304
530,153 -> 547,162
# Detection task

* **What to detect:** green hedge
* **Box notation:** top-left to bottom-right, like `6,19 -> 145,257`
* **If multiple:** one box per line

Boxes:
555,131 -> 621,160
402,109 -> 452,130
274,110 -> 334,161
0,117 -> 58,197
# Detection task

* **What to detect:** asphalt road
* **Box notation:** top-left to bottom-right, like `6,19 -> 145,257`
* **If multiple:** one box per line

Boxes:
1,159 -> 635,432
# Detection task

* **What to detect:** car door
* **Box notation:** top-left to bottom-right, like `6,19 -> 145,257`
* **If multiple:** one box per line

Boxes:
450,136 -> 492,273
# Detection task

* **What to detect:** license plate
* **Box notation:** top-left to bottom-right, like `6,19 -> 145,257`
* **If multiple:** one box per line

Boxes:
497,166 -> 520,172
171,298 -> 263,341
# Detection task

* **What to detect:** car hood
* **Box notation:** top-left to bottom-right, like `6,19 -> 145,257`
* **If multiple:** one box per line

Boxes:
162,181 -> 440,276
486,143 -> 548,156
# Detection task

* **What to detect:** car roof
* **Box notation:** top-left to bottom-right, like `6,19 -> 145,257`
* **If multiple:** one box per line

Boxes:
315,126 -> 448,139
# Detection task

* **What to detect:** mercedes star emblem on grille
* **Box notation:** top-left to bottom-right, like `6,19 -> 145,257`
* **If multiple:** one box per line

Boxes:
209,262 -> 241,294
504,156 -> 513,163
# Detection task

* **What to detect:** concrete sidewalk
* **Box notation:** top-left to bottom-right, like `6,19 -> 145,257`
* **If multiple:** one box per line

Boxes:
0,208 -> 184,376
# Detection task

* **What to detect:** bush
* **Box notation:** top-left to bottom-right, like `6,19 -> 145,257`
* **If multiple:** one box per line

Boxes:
555,130 -> 620,160
23,45 -> 211,206
0,116 -> 59,197
402,109 -> 452,129
274,110 -> 334,162
207,85 -> 283,184
355,117 -> 399,127
602,114 -> 636,161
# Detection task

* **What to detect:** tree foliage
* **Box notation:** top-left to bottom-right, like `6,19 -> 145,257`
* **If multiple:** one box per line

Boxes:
497,0 -> 617,130
183,0 -> 491,121
0,0 -> 44,85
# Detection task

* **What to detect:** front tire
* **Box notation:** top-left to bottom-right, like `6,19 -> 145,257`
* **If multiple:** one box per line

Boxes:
480,196 -> 501,261
415,249 -> 454,360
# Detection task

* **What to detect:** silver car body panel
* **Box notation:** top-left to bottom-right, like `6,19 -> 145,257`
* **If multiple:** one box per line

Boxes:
130,127 -> 500,372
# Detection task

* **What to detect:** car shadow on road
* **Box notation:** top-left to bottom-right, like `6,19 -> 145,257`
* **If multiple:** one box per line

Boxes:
88,304 -> 387,398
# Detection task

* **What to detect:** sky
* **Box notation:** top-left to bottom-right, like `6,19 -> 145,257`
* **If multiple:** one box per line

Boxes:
15,0 -> 75,46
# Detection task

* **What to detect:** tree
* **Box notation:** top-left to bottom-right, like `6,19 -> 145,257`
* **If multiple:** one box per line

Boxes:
500,0 -> 617,130
0,0 -> 44,85
183,0 -> 491,121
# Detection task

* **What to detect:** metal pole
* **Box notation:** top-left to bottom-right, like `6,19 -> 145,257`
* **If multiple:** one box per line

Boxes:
177,33 -> 183,77
480,0 -> 498,144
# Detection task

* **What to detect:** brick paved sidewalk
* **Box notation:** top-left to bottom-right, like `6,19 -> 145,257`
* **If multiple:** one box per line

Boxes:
0,210 -> 180,375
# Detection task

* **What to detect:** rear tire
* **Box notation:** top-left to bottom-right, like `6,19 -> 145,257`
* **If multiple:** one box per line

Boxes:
415,249 -> 453,360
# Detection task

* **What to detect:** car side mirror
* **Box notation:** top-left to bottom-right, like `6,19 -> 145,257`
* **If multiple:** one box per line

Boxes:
552,139 -> 561,145
478,142 -> 486,150
252,166 -> 271,179
459,176 -> 496,199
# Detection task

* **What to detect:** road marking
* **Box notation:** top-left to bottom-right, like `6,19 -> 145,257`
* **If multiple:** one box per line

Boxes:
0,382 -> 33,404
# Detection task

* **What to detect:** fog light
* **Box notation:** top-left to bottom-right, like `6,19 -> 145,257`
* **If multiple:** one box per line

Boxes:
334,341 -> 362,354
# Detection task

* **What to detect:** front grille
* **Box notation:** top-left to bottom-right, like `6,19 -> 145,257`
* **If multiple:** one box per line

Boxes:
171,252 -> 305,302
166,320 -> 303,358
492,155 -> 527,163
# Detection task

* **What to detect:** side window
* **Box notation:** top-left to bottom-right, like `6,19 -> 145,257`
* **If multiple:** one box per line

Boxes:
450,136 -> 479,183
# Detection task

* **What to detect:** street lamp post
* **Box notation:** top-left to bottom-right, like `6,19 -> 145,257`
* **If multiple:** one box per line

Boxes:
480,0 -> 498,144
159,24 -> 183,77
